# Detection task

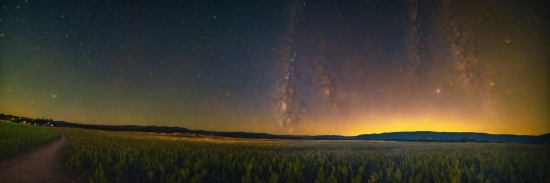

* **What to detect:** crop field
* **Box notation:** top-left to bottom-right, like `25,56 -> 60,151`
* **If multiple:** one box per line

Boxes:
61,128 -> 550,183
0,121 -> 62,160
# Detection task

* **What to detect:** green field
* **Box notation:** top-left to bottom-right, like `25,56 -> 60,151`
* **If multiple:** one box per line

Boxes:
0,121 -> 62,160
62,128 -> 550,183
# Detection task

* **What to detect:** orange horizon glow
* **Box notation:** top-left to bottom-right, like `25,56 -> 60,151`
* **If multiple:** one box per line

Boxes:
2,108 -> 548,136
1,92 -> 548,137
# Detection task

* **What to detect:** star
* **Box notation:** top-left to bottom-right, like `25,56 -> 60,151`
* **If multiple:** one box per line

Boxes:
0,0 -> 546,136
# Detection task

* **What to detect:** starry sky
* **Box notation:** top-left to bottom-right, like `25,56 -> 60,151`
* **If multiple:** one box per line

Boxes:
1,0 -> 548,135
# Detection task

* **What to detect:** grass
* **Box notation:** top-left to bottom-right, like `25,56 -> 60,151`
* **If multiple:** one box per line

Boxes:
63,128 -> 550,183
0,121 -> 62,160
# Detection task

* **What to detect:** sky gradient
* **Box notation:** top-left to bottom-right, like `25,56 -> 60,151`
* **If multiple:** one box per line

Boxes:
1,0 -> 548,135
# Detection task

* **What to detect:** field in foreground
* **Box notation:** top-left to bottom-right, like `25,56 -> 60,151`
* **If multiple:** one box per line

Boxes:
62,128 -> 550,183
0,121 -> 61,160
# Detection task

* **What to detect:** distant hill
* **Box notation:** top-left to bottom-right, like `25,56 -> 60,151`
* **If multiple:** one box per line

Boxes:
1,113 -> 549,144
47,121 -> 550,144
354,131 -> 550,144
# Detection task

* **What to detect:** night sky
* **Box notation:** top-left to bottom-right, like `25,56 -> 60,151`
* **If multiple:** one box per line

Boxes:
1,0 -> 548,135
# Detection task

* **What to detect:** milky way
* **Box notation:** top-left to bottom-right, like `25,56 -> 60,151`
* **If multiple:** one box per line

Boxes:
275,0 -> 349,132
0,0 -> 548,135
400,0 -> 498,117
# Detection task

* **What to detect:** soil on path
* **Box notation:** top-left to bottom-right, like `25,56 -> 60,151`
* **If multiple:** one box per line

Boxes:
0,132 -> 84,183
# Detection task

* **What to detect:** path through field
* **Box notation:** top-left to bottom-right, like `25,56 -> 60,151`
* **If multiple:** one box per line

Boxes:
0,132 -> 82,183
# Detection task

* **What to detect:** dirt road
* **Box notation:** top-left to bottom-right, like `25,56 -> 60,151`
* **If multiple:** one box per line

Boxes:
0,132 -> 82,183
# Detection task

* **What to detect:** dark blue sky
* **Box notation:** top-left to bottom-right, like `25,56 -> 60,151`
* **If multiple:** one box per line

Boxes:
1,0 -> 548,135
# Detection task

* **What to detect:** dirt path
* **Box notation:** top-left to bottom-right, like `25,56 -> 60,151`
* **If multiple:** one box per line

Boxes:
0,132 -> 83,183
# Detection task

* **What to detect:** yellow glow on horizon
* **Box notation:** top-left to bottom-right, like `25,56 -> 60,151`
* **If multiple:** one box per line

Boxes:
338,116 -> 543,136
2,93 -> 546,136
